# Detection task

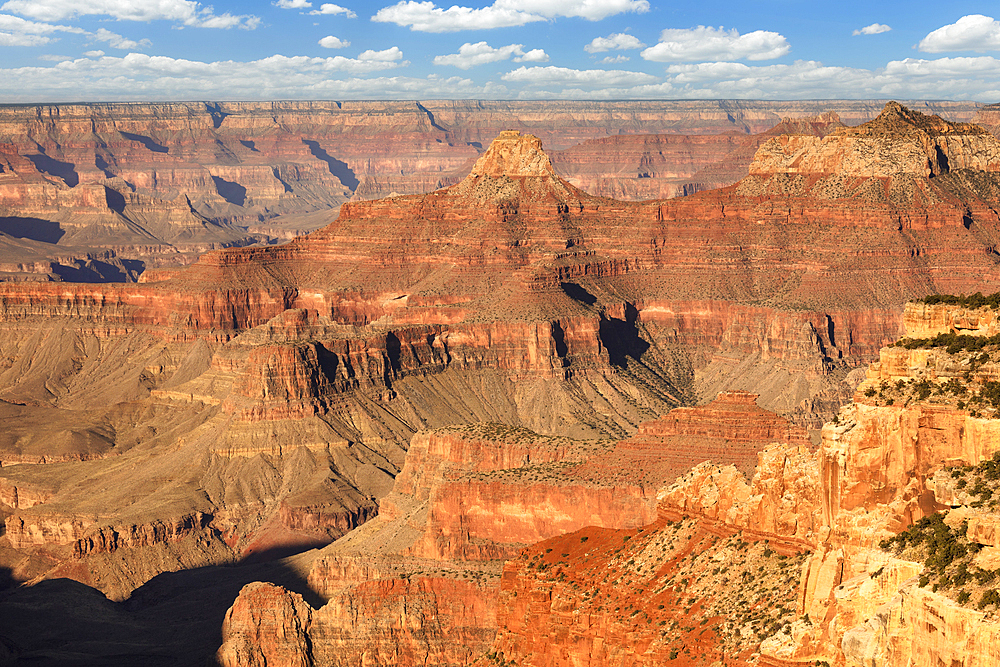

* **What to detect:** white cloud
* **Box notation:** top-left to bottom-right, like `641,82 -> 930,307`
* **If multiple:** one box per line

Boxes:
357,46 -> 403,61
275,0 -> 311,8
515,48 -> 547,63
0,54 -> 502,101
502,0 -> 648,20
853,23 -> 890,36
309,3 -> 356,17
0,31 -> 47,45
373,1 -> 540,31
641,25 -> 790,62
373,0 -> 648,33
584,32 -> 644,53
920,15 -> 1000,53
601,54 -> 629,63
502,65 -> 657,87
318,35 -> 349,48
93,27 -> 151,49
83,49 -> 103,56
0,0 -> 261,29
633,56 -> 1000,100
434,41 -> 546,69
0,12 -> 83,45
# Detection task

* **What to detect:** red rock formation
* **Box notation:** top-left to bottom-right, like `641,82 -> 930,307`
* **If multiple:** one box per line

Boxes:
217,582 -> 314,667
0,99 -> 981,282
574,391 -> 810,484
485,514 -> 807,667
10,105 -> 1000,665
310,573 -> 497,667
377,424 -> 658,560
550,112 -> 844,200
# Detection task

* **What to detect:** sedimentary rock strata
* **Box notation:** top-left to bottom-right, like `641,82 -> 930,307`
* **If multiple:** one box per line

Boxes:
5,103 -> 1000,663
0,99 -> 981,282
217,393 -> 810,667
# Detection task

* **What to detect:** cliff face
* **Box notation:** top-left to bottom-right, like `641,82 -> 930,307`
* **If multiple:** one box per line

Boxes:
551,112 -> 845,200
215,392 -> 815,667
10,104 -> 1000,664
0,99 -> 980,282
466,297 -> 1000,667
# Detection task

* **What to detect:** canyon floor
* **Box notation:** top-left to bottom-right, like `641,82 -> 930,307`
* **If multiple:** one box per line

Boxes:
5,101 -> 1000,665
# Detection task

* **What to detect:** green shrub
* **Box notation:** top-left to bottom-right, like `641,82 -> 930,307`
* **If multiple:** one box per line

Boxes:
979,589 -> 1000,610
920,292 -> 1000,309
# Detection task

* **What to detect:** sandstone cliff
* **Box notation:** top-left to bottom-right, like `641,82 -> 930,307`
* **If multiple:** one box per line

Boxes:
472,295 -> 1000,666
6,105 -> 1000,664
213,389 -> 820,667
0,99 -> 980,282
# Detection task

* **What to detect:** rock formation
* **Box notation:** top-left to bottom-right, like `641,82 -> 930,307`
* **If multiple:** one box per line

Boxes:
0,99 -> 980,282
4,102 -> 1000,664
215,392 -> 810,667
551,112 -> 845,200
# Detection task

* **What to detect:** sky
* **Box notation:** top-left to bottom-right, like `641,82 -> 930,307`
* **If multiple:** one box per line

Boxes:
3,1 -> 1000,102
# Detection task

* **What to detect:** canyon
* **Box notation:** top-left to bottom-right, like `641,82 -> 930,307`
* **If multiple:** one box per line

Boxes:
214,287 -> 1000,667
4,101 -> 1000,664
0,99 -> 984,282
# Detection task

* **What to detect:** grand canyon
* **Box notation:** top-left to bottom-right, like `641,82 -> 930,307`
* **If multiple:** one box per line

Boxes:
3,99 -> 1000,666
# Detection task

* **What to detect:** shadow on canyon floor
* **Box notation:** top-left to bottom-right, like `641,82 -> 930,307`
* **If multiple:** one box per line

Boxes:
0,217 -> 65,244
0,551 -> 324,666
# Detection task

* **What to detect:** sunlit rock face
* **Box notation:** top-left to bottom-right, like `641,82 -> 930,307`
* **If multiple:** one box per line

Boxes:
9,103 -> 1000,665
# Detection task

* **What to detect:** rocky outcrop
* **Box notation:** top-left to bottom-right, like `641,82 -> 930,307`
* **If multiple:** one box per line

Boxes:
373,424 -> 658,560
573,391 -> 811,486
659,442 -> 821,546
217,582 -> 314,667
763,298 -> 1000,666
310,573 -> 497,667
487,515 -> 808,667
751,102 -> 1000,178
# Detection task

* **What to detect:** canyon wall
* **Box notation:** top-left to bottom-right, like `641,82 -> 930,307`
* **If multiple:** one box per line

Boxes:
7,104 -> 1000,664
217,390 -> 812,667
0,99 -> 981,282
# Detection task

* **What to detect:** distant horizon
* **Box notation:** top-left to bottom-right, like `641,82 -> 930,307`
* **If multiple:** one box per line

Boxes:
0,97 -> 993,106
1,2 -> 1000,102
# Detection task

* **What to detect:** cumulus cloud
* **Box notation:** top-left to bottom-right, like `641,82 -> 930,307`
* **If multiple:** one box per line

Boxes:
517,48 -> 548,63
434,41 -> 547,69
373,0 -> 648,33
357,46 -> 404,61
83,49 -> 103,56
309,3 -> 356,17
601,54 -> 629,63
0,54 -> 503,102
502,65 -> 657,87
0,0 -> 261,29
93,27 -> 151,49
0,32 -> 47,45
584,32 -> 644,53
920,15 -> 1000,53
641,25 -> 790,62
274,0 -> 311,7
318,35 -> 349,48
853,23 -> 890,36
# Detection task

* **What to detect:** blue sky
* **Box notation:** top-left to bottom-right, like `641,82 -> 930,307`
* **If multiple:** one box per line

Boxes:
2,0 -> 1000,101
